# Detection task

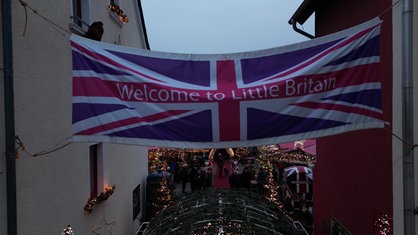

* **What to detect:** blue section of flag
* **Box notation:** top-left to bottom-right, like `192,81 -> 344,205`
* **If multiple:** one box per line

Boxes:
106,50 -> 212,86
322,89 -> 382,109
240,39 -> 343,84
72,103 -> 131,123
247,108 -> 348,140
109,110 -> 213,141
326,35 -> 380,66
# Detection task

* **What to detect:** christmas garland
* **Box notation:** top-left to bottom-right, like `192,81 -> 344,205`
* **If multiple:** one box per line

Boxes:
84,185 -> 116,213
108,2 -> 128,23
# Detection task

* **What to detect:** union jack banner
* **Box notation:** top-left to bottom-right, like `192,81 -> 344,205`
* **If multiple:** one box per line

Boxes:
285,166 -> 313,193
70,18 -> 383,148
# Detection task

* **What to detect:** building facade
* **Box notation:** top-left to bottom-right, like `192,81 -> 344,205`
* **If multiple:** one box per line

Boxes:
291,0 -> 418,234
1,1 -> 149,234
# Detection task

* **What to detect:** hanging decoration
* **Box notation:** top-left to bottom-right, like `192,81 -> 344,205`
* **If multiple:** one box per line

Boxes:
84,185 -> 116,213
108,1 -> 128,23
257,146 -> 288,215
152,177 -> 174,214
148,148 -> 186,173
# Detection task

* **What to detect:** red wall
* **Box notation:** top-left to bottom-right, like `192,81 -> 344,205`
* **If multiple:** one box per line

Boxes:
313,0 -> 393,234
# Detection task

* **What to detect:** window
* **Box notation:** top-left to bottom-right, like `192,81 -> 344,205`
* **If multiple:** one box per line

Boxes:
89,144 -> 98,197
89,144 -> 103,197
70,0 -> 91,34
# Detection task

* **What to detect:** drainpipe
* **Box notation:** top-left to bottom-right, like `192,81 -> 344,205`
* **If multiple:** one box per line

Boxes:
137,0 -> 150,50
2,0 -> 17,234
402,0 -> 415,234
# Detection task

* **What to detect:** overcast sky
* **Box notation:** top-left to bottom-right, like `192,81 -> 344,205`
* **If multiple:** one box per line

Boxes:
141,0 -> 315,54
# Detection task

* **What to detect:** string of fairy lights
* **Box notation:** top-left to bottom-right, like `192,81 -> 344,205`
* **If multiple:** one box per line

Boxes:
374,214 -> 391,235
152,177 -> 174,214
108,1 -> 129,23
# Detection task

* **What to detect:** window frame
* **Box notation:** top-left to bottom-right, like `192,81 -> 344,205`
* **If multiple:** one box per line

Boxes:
70,0 -> 91,35
89,143 -> 103,197
89,144 -> 98,197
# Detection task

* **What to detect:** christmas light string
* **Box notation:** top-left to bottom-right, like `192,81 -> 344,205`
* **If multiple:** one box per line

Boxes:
152,177 -> 174,214
17,0 -> 28,36
17,0 -> 71,37
17,0 -> 130,38
374,214 -> 391,235
379,0 -> 402,18
108,1 -> 129,23
15,0 -> 401,40
15,136 -> 72,158
384,125 -> 418,150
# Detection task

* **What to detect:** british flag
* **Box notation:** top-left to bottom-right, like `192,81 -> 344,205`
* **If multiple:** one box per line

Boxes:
71,18 -> 383,148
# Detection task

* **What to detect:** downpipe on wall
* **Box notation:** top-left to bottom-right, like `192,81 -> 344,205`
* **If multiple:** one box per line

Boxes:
2,0 -> 17,234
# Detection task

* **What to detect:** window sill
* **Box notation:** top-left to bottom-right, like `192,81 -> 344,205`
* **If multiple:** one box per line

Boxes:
109,12 -> 125,27
69,23 -> 87,36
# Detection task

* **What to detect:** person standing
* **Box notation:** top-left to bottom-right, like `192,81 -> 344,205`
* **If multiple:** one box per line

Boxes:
199,165 -> 208,190
240,166 -> 253,190
205,165 -> 213,188
229,170 -> 241,189
84,21 -> 104,41
178,163 -> 190,194
216,153 -> 225,177
190,166 -> 201,192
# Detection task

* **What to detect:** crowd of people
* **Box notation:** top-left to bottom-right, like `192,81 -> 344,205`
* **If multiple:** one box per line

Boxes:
148,150 -> 285,195
148,150 -> 258,194
147,147 -> 314,233
177,160 -> 213,193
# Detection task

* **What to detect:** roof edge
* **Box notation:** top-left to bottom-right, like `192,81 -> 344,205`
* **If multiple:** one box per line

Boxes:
288,0 -> 316,25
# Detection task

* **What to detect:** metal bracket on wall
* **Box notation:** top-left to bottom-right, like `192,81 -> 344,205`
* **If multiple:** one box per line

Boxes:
289,18 -> 315,39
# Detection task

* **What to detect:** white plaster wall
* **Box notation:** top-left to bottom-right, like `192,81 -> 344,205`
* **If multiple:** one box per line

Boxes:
11,2 -> 88,233
0,0 -> 149,234
102,143 -> 148,234
392,0 -> 418,234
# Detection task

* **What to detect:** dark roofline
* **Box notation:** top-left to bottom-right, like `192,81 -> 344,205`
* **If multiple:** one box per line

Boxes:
288,0 -> 317,25
288,0 -> 317,39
